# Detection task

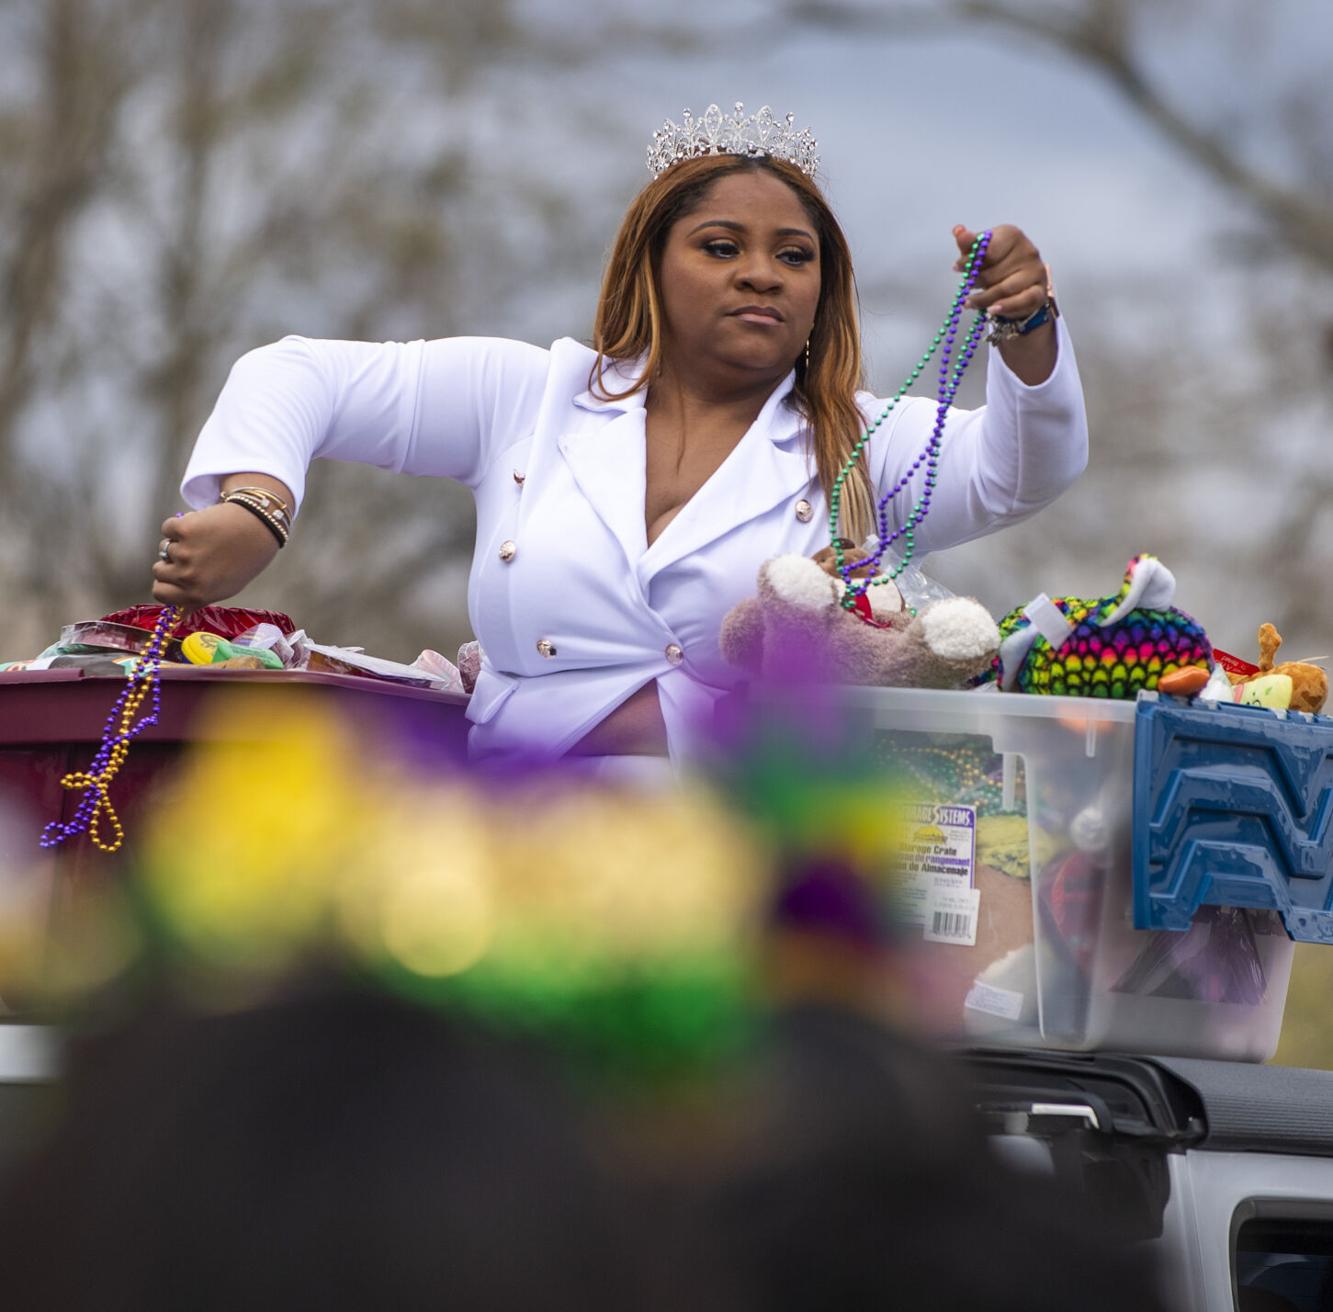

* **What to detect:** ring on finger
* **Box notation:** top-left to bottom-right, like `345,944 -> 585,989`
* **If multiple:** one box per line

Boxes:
158,539 -> 172,563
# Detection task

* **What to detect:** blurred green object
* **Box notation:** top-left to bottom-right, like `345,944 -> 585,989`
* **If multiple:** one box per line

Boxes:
1274,944 -> 1333,1070
5,692 -> 770,1087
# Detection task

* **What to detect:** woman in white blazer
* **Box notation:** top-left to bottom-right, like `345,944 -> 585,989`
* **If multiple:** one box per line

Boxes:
155,107 -> 1086,765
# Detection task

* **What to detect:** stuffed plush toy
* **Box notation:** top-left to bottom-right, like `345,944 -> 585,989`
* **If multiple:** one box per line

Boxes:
1243,623 -> 1327,714
720,553 -> 1000,689
1159,624 -> 1327,713
991,553 -> 1212,697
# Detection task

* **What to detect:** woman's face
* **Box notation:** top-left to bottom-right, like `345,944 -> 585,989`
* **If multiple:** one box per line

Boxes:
656,169 -> 821,384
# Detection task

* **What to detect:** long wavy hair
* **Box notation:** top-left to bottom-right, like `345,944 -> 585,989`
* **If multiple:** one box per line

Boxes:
591,155 -> 872,542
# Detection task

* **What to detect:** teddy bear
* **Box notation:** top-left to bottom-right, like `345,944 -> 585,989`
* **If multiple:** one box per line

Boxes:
719,551 -> 1001,689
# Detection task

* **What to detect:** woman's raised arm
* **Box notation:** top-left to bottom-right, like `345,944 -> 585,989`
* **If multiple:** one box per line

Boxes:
154,335 -> 550,611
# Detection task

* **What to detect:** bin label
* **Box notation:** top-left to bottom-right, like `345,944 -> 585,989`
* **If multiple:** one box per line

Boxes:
964,978 -> 1024,1021
899,803 -> 976,931
924,880 -> 981,947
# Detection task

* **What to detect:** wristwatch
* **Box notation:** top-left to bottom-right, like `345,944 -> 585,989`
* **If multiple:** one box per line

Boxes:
986,296 -> 1059,346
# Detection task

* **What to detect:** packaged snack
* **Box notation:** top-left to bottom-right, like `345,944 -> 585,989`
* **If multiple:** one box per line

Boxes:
181,631 -> 285,670
101,605 -> 296,639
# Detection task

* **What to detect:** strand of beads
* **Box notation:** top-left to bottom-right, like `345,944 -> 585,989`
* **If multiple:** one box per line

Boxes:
876,739 -> 1012,817
829,231 -> 991,613
40,604 -> 182,854
824,231 -> 990,553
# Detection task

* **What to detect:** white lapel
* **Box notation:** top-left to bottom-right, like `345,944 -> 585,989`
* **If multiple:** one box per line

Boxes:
559,358 -> 650,567
639,374 -> 813,585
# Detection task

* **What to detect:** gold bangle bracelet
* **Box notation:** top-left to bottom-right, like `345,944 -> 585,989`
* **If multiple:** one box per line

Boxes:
222,485 -> 292,516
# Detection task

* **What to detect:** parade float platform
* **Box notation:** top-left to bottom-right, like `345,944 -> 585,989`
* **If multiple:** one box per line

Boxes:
0,666 -> 470,880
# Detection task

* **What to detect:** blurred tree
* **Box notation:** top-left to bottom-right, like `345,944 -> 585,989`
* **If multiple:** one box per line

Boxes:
11,0 -> 1327,668
787,0 -> 1333,268
0,0 -> 628,660
782,0 -> 1333,665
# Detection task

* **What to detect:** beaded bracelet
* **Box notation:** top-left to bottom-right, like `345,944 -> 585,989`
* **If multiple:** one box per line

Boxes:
222,491 -> 289,548
226,484 -> 291,518
221,485 -> 292,535
225,492 -> 289,545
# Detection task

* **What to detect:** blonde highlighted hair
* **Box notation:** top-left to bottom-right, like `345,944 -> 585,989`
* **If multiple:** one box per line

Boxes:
590,155 -> 873,542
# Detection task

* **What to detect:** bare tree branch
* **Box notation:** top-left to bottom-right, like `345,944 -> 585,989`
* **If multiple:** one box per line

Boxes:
955,0 -> 1333,269
0,0 -> 130,459
785,0 -> 1333,271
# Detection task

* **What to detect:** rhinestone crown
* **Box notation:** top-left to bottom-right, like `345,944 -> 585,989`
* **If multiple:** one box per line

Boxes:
646,102 -> 819,179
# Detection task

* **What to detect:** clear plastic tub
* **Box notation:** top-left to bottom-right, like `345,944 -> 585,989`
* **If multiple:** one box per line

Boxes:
835,685 -> 1295,1062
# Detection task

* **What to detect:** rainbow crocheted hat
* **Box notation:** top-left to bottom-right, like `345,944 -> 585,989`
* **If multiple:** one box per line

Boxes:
992,554 -> 1213,697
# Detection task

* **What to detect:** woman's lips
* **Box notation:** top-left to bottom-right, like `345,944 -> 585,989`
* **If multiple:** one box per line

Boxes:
730,307 -> 784,326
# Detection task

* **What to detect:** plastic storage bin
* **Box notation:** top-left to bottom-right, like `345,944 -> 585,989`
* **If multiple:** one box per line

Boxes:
828,685 -> 1298,1062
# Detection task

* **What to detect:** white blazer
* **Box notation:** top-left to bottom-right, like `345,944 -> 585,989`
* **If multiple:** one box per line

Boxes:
181,322 -> 1087,760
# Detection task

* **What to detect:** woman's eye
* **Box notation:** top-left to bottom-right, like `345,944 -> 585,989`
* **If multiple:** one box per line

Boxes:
780,248 -> 815,266
702,239 -> 739,258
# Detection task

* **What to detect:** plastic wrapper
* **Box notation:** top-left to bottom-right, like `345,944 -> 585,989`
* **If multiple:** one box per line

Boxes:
858,537 -> 958,612
180,631 -> 285,670
45,654 -> 144,674
456,640 -> 482,694
1197,663 -> 1235,705
409,649 -> 467,695
297,636 -> 443,688
49,621 -> 186,663
100,605 -> 296,639
231,623 -> 297,668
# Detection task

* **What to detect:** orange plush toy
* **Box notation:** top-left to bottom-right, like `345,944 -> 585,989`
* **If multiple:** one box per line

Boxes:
1234,624 -> 1328,714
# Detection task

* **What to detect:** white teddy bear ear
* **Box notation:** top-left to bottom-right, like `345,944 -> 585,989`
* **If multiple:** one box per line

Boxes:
764,554 -> 838,610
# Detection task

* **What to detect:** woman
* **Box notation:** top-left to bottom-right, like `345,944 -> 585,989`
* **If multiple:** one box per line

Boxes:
155,105 -> 1085,764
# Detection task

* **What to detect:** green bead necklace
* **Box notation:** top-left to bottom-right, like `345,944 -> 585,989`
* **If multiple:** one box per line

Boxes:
828,231 -> 992,614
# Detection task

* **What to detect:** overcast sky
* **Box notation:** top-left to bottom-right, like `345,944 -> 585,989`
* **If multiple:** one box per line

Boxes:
502,0 -> 1324,382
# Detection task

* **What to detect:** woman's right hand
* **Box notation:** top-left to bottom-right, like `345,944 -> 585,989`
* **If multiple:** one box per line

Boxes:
151,502 -> 281,613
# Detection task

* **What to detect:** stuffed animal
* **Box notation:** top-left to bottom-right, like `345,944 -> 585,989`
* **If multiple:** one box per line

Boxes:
1234,623 -> 1327,714
1186,624 -> 1329,713
991,553 -> 1212,697
720,554 -> 1000,689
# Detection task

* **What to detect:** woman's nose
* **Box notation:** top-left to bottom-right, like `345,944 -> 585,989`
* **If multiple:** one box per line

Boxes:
735,256 -> 783,293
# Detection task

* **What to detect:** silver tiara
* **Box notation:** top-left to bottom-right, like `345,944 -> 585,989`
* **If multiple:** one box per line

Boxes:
646,102 -> 819,179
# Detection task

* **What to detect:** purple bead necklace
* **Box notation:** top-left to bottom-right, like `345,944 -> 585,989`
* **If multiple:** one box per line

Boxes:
829,230 -> 991,613
40,603 -> 182,854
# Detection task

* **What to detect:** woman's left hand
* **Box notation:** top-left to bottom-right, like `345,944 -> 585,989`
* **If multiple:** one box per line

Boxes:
951,224 -> 1049,321
951,223 -> 1057,385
